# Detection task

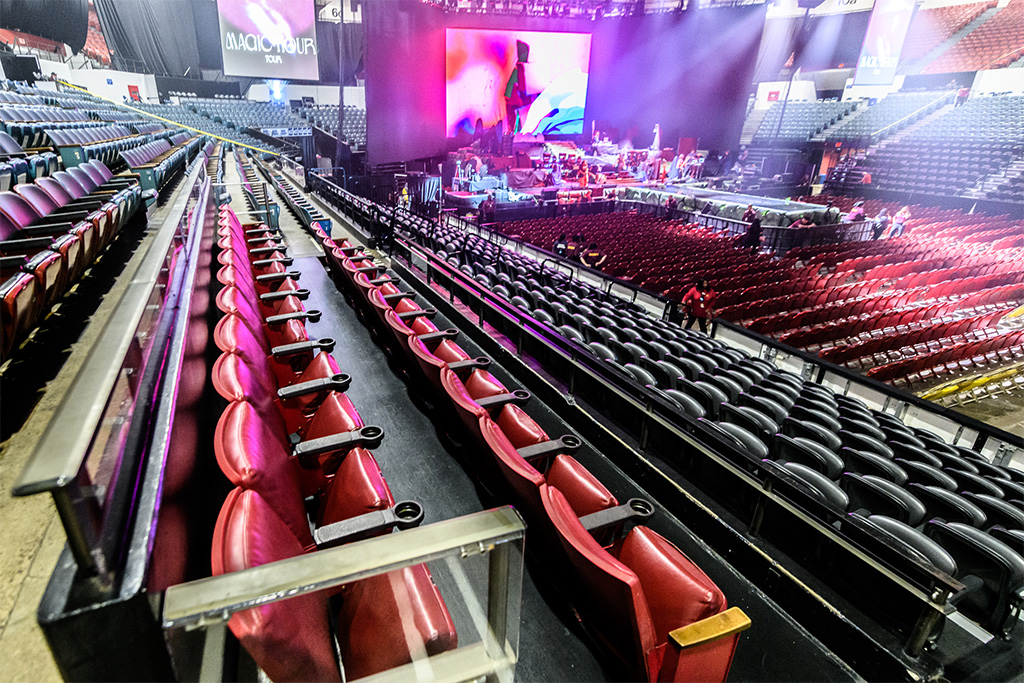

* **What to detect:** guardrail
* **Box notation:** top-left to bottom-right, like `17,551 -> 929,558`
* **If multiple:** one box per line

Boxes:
13,152 -> 212,585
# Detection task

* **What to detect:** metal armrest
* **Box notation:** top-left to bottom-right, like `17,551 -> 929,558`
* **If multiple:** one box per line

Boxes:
247,236 -> 283,245
259,288 -> 309,302
255,270 -> 300,283
339,245 -> 364,255
447,357 -> 491,373
474,389 -> 531,409
270,337 -> 334,357
265,309 -> 321,325
669,607 -> 751,650
314,501 -> 424,548
244,226 -> 279,236
42,210 -> 90,223
252,255 -> 293,268
516,435 -> 583,462
397,307 -> 436,322
416,329 -> 460,345
368,276 -> 394,286
579,498 -> 654,534
0,237 -> 51,253
277,373 -> 350,400
250,245 -> 287,256
383,291 -> 416,304
355,264 -> 385,273
293,425 -> 385,466
68,199 -> 104,211
21,222 -> 76,237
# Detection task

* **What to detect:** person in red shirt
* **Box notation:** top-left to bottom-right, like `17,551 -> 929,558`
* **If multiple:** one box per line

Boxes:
682,279 -> 717,334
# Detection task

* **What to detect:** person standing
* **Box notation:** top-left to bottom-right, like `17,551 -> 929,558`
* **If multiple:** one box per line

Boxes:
872,207 -> 889,240
742,204 -> 758,223
955,85 -> 969,107
682,279 -> 717,334
891,206 -> 911,237
741,218 -> 762,255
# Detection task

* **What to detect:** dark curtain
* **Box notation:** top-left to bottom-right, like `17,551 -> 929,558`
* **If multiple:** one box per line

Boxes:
317,22 -> 362,85
94,0 -> 202,76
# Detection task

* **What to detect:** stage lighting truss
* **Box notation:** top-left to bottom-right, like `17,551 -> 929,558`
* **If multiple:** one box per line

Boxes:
422,0 -> 766,16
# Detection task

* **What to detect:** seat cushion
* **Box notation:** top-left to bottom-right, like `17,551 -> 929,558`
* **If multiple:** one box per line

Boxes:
335,564 -> 458,680
547,455 -> 618,518
318,448 -> 394,526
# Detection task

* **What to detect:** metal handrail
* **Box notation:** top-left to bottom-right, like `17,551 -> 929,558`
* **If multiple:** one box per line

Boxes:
870,92 -> 954,139
163,506 -> 525,628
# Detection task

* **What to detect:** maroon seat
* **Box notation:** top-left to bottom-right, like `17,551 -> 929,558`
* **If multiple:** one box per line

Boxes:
0,271 -> 40,360
212,487 -> 458,682
31,177 -> 116,247
542,486 -> 749,682
441,366 -> 530,449
4,187 -> 101,262
214,311 -> 334,388
479,412 -> 618,551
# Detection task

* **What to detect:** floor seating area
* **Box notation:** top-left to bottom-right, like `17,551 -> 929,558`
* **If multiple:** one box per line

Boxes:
498,213 -> 798,299
750,99 -> 858,146
366,194 -> 1024,652
899,1 -> 996,65
924,0 -> 1024,72
495,197 -> 1024,393
0,159 -> 143,360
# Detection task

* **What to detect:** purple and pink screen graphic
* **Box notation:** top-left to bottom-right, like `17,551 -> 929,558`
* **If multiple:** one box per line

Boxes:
217,0 -> 319,80
445,29 -> 591,138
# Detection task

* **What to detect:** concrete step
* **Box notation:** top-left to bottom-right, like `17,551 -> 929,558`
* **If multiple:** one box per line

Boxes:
740,108 -> 769,147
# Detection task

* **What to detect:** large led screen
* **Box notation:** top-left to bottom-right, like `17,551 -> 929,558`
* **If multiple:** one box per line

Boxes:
217,0 -> 320,80
445,29 -> 591,138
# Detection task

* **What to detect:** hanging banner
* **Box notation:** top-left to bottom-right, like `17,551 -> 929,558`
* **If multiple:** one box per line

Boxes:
853,0 -> 915,86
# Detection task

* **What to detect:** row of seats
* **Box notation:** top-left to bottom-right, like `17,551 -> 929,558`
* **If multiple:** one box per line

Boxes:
0,131 -> 58,189
924,0 -> 1024,72
210,204 -> 458,682
900,1 -> 996,65
308,203 -> 749,683
121,135 -> 203,194
0,160 -> 142,359
825,91 -> 954,145
381,199 -> 1024,644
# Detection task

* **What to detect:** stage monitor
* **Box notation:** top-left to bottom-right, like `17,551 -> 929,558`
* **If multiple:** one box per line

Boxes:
217,0 -> 320,80
853,0 -> 914,86
445,28 -> 591,138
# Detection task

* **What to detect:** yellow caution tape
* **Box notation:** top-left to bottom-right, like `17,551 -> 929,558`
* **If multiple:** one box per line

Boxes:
54,79 -> 282,157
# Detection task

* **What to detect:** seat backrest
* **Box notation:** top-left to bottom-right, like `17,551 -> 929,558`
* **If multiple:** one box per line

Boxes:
924,520 -> 1024,636
842,473 -> 927,526
53,170 -> 90,198
0,189 -> 46,225
213,400 -> 312,545
211,487 -> 341,683
780,461 -> 849,509
542,485 -> 654,678
34,177 -> 77,207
